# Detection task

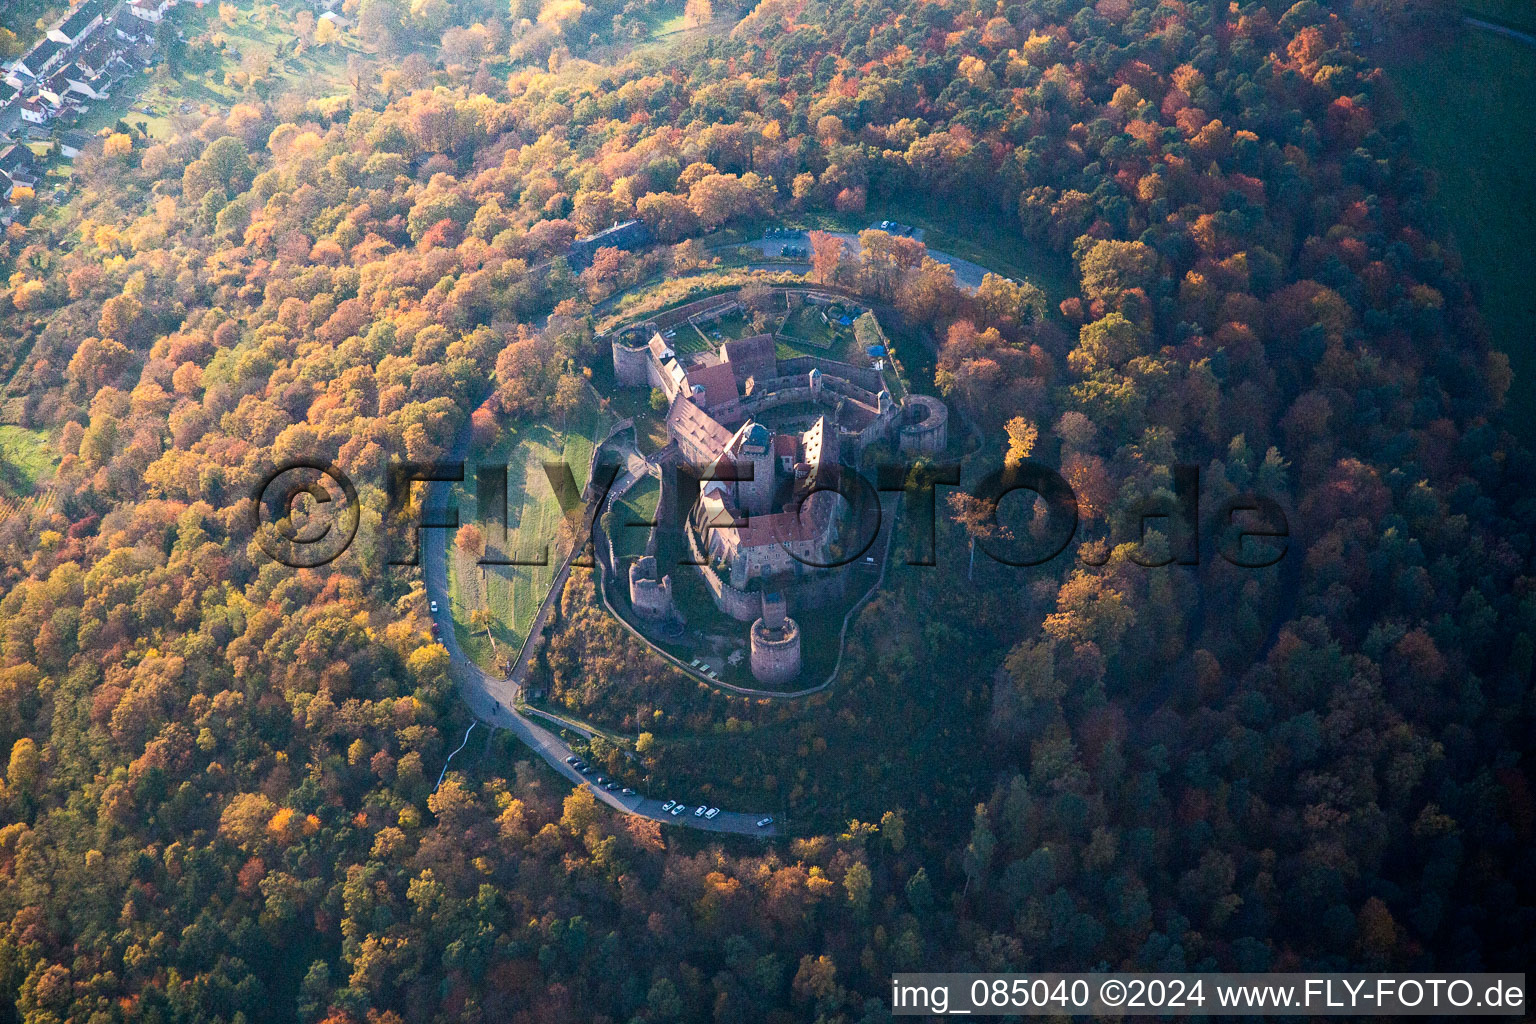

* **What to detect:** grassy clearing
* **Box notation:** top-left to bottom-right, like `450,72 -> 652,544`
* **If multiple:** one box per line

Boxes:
610,475 -> 660,563
83,3 -> 355,141
694,308 -> 764,345
0,426 -> 54,497
595,270 -> 808,335
778,304 -> 838,350
447,390 -> 616,671
649,11 -> 689,37
1381,32 -> 1536,434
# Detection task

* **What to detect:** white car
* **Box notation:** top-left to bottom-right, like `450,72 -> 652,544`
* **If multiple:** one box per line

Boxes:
694,805 -> 707,817
429,600 -> 438,613
661,800 -> 676,811
756,817 -> 774,828
705,807 -> 720,819
669,804 -> 685,816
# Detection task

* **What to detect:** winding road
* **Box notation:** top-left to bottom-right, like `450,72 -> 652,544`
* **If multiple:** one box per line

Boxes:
1464,14 -> 1536,46
421,422 -> 780,836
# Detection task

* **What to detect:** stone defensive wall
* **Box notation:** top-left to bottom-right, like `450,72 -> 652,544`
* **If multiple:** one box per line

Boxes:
685,527 -> 765,621
778,355 -> 885,393
684,524 -> 852,621
625,292 -> 741,334
741,373 -> 883,417
597,286 -> 872,341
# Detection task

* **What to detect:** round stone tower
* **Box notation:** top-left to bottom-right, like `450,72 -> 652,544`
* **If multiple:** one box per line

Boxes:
750,592 -> 802,685
898,394 -> 949,455
628,555 -> 677,621
611,326 -> 651,388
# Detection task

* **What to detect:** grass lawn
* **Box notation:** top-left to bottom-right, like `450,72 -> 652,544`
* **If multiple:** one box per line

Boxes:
648,11 -> 689,37
447,389 -> 616,671
694,308 -> 766,345
610,475 -> 660,563
667,323 -> 711,357
0,426 -> 56,519
0,426 -> 54,494
880,315 -> 936,394
778,304 -> 839,350
1381,31 -> 1536,435
594,270 -> 808,335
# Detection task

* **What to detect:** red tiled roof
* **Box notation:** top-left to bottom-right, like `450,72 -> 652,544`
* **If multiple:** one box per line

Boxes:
666,397 -> 732,460
732,500 -> 832,547
685,361 -> 739,411
722,333 -> 777,381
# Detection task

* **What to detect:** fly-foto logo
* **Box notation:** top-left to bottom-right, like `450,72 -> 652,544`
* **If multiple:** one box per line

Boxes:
250,458 -> 1289,571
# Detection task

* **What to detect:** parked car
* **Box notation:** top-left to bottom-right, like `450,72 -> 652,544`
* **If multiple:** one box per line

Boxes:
756,817 -> 774,828
604,782 -> 619,792
694,805 -> 707,817
670,804 -> 685,816
662,800 -> 676,812
621,788 -> 636,796
429,600 -> 438,613
578,766 -> 592,774
564,755 -> 578,764
705,807 -> 720,819
594,775 -> 607,785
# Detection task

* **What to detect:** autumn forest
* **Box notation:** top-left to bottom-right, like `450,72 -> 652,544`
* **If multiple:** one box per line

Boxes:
0,0 -> 1531,1020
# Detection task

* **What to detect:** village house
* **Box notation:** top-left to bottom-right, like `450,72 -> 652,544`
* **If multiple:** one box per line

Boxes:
49,0 -> 109,46
64,63 -> 112,101
19,98 -> 52,126
58,130 -> 92,160
38,69 -> 73,109
12,39 -> 68,84
128,0 -> 176,24
0,145 -> 37,186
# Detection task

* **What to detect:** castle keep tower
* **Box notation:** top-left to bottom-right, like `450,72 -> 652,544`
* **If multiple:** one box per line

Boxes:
728,421 -> 775,518
750,592 -> 802,685
628,555 -> 677,621
898,394 -> 948,455
611,327 -> 651,387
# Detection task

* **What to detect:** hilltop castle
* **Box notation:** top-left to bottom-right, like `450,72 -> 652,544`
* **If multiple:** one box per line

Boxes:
609,298 -> 948,682
616,325 -> 902,597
